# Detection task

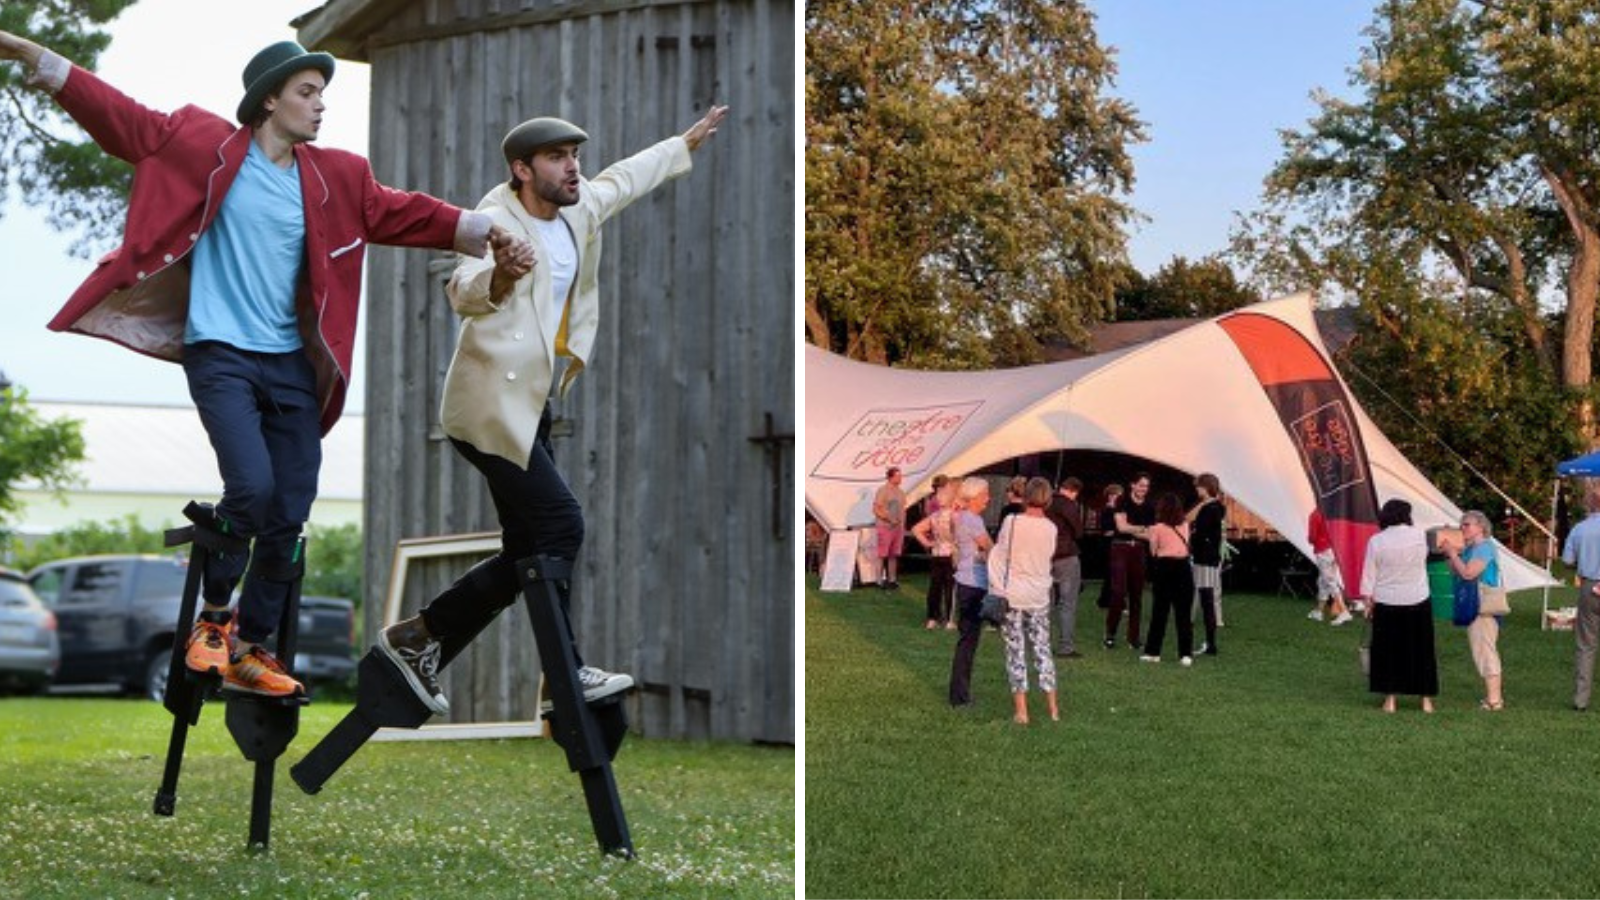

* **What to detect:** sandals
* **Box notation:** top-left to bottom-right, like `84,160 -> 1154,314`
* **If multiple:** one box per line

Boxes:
1479,699 -> 1505,712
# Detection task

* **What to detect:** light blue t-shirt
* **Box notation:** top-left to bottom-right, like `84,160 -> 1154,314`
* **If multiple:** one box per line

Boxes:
1564,517 -> 1600,580
186,140 -> 306,351
1462,540 -> 1500,588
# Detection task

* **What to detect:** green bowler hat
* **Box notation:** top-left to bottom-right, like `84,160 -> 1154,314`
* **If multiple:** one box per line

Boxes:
237,40 -> 336,124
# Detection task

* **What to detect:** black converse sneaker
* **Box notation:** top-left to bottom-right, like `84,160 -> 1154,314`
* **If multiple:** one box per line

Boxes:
541,666 -> 635,712
378,616 -> 449,715
577,665 -> 634,701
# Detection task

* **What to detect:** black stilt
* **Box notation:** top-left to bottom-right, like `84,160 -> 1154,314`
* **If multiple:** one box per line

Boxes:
225,540 -> 309,851
291,613 -> 497,794
519,555 -> 634,858
153,502 -> 246,817
294,555 -> 636,858
152,501 -> 308,851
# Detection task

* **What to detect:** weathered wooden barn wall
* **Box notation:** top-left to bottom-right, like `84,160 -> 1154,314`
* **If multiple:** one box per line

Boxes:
299,0 -> 793,743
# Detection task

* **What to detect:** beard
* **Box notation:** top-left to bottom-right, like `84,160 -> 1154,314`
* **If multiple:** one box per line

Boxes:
535,175 -> 579,208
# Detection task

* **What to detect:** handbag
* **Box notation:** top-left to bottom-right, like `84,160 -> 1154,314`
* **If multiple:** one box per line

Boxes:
1478,581 -> 1511,617
979,515 -> 1018,626
1452,578 -> 1480,626
978,591 -> 1010,625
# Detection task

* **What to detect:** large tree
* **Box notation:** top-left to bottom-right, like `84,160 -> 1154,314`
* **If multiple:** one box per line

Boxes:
805,0 -> 1144,369
1235,0 -> 1600,453
0,0 -> 135,257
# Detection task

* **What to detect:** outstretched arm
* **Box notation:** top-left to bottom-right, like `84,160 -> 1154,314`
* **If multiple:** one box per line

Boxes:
0,28 -> 46,70
682,105 -> 729,152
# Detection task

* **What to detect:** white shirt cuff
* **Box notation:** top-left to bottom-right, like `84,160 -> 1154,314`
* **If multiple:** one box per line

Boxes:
29,50 -> 70,93
454,210 -> 493,257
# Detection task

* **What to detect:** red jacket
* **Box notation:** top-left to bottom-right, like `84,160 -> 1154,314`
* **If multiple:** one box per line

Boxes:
44,63 -> 477,434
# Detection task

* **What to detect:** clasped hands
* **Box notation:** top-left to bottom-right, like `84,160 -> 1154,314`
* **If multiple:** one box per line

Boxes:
487,225 -> 535,280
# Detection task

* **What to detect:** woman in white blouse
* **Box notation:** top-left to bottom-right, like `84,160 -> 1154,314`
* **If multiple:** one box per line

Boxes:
988,477 -> 1060,724
1359,499 -> 1438,713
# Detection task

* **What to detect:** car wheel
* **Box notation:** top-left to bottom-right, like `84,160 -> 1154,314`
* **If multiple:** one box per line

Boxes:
145,653 -> 172,703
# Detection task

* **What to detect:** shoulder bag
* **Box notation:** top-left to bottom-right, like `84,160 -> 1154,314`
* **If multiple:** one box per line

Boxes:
979,516 -> 1017,625
1478,579 -> 1511,617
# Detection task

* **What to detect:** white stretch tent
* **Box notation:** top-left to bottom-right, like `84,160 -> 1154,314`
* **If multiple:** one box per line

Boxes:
804,293 -> 1555,592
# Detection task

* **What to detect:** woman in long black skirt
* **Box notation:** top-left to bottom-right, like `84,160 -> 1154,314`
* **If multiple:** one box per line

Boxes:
1358,499 -> 1438,713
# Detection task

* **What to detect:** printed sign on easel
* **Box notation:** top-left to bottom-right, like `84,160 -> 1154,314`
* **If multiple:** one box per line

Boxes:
820,530 -> 860,592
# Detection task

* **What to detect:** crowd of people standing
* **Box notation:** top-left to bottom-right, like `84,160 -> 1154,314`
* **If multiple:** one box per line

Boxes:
848,465 -> 1600,723
912,467 -> 1234,723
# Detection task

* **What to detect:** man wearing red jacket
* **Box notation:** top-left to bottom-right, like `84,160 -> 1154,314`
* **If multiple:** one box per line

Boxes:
0,30 -> 522,697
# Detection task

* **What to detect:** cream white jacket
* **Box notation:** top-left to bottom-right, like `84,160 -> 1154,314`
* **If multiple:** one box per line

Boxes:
442,136 -> 693,464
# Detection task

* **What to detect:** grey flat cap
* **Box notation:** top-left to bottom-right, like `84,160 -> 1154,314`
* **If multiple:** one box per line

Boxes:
502,117 -> 589,162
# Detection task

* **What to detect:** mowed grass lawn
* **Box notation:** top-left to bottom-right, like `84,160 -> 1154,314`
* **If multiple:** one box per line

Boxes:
0,697 -> 793,900
806,575 -> 1600,899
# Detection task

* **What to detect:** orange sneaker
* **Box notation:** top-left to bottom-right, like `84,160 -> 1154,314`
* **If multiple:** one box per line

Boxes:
224,646 -> 305,698
184,619 -> 232,676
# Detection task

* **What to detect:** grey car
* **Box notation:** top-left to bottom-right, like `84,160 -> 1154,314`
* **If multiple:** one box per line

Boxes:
0,566 -> 60,694
27,554 -> 355,701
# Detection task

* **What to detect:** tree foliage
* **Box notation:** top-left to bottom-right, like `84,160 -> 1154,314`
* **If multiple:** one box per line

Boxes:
0,384 -> 85,542
1234,0 -> 1600,436
7,512 -> 168,569
1230,0 -> 1600,524
1113,255 -> 1261,321
301,521 -> 363,605
1330,269 -> 1577,528
8,515 -> 365,608
0,0 -> 135,258
805,0 -> 1144,369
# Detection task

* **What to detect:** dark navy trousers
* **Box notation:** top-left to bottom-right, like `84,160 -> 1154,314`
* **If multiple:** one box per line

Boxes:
420,407 -> 586,653
182,341 -> 321,644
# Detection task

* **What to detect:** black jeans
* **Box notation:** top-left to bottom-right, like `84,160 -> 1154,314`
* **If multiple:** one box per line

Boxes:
948,584 -> 987,706
421,408 -> 585,652
925,556 -> 956,623
1143,556 -> 1195,659
182,342 -> 321,644
1104,541 -> 1146,644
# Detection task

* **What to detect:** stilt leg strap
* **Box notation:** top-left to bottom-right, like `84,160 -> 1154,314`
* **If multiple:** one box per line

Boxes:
164,501 -> 250,555
521,555 -> 574,583
252,543 -> 307,584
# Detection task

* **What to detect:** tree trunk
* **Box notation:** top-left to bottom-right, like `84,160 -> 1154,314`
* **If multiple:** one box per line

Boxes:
805,296 -> 832,351
1565,227 -> 1600,447
1485,233 -> 1554,376
1545,163 -> 1600,448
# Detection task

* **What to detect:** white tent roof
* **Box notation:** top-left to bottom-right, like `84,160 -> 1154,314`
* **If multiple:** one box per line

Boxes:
804,293 -> 1555,592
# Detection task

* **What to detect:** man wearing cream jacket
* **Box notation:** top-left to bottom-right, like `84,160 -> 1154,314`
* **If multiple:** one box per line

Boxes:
375,106 -> 729,716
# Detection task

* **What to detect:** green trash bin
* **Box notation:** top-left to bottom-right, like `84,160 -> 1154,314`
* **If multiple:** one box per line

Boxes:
1427,558 -> 1454,620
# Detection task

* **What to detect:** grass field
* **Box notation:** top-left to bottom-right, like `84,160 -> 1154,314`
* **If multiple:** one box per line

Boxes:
805,575 -> 1600,899
0,697 -> 793,899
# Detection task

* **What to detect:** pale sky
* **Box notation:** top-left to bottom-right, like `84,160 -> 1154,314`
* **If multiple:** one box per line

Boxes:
1091,0 -> 1374,273
0,1 -> 1377,406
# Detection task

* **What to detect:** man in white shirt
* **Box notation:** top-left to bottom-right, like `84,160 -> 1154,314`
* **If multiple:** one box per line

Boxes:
374,108 -> 728,716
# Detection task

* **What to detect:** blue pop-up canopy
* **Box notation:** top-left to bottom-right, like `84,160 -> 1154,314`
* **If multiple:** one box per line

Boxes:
1557,451 -> 1600,476
1544,450 -> 1600,626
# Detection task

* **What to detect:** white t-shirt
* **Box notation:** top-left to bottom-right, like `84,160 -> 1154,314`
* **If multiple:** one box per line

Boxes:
987,514 -> 1057,611
531,214 -> 578,350
1359,524 -> 1430,606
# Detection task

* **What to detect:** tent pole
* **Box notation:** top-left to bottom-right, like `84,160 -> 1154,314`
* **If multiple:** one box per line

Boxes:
1545,479 -> 1559,630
